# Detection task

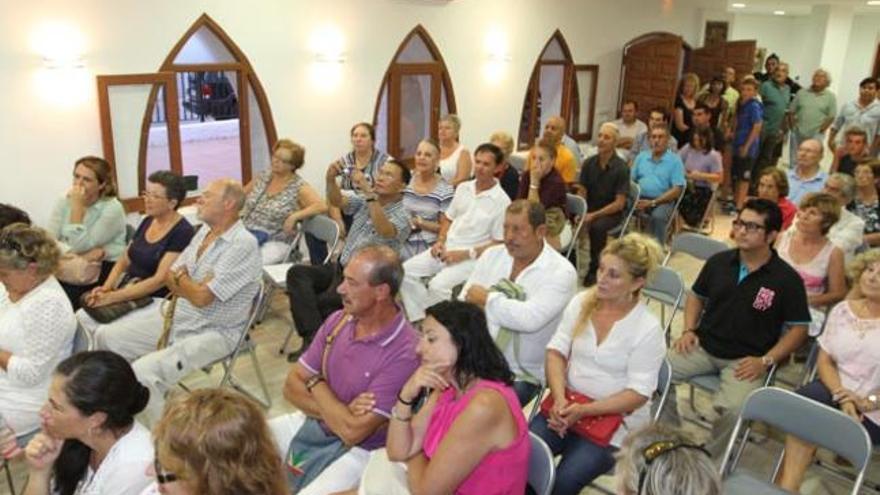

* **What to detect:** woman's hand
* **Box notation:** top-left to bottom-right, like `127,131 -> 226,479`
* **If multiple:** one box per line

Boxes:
24,433 -> 64,474
282,214 -> 299,235
399,364 -> 450,404
67,185 -> 87,206
841,401 -> 860,422
81,247 -> 106,263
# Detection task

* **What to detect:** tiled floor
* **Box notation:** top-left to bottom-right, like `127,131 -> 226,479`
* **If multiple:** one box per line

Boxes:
2,207 -> 876,495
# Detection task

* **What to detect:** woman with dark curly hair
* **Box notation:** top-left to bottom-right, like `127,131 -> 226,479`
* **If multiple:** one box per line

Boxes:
347,300 -> 529,495
22,351 -> 153,495
146,388 -> 287,495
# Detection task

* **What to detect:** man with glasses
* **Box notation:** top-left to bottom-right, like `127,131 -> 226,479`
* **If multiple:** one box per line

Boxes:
662,198 -> 810,456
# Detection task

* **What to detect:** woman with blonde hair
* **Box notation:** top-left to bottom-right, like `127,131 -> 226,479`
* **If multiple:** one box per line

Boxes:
242,138 -> 327,264
775,248 -> 880,491
145,388 -> 287,495
438,114 -> 473,186
530,232 -> 666,495
0,223 -> 76,439
672,73 -> 700,149
49,156 -> 127,309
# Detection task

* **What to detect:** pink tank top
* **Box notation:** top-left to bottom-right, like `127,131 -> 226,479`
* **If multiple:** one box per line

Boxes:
422,380 -> 529,495
778,229 -> 834,296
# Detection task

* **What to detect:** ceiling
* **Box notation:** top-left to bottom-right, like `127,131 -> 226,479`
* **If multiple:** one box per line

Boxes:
721,0 -> 880,16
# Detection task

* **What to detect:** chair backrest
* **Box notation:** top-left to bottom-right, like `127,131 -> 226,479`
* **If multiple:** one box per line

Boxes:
528,431 -> 556,495
652,359 -> 672,422
564,193 -> 588,257
721,387 -> 872,493
643,266 -> 685,312
303,215 -> 340,264
666,232 -> 728,265
225,280 -> 265,360
616,181 -> 641,237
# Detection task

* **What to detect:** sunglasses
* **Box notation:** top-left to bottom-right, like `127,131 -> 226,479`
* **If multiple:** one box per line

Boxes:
0,236 -> 35,262
637,440 -> 710,494
154,458 -> 178,485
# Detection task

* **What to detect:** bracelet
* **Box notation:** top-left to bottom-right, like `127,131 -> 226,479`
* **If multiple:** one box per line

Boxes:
529,184 -> 539,190
397,391 -> 415,406
305,374 -> 325,393
391,405 -> 413,422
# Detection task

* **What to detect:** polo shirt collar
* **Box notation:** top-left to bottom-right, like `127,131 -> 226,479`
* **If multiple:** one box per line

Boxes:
348,309 -> 408,347
730,248 -> 778,276
217,219 -> 245,242
648,149 -> 673,164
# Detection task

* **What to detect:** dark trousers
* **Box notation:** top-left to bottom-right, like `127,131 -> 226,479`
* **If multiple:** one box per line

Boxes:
286,263 -> 343,342
586,213 -> 622,284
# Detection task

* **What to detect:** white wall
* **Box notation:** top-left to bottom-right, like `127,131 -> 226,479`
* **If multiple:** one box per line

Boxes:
2,0 -> 712,225
839,13 -> 880,104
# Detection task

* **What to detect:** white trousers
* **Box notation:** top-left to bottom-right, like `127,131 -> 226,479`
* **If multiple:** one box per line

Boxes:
261,241 -> 290,265
269,412 -> 371,495
77,299 -> 164,361
400,250 -> 476,321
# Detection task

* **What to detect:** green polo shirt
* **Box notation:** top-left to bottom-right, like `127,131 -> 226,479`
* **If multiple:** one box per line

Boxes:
790,88 -> 837,138
759,80 -> 791,134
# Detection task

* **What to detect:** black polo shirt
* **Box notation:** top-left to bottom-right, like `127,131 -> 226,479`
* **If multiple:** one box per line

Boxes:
579,154 -> 630,212
692,248 -> 810,359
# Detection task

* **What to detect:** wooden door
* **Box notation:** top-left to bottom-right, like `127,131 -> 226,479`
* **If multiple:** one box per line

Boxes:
688,40 -> 756,85
388,63 -> 442,165
619,33 -> 686,121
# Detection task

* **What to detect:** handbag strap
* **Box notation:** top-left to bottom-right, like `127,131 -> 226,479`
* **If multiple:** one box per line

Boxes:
321,313 -> 351,377
156,294 -> 178,350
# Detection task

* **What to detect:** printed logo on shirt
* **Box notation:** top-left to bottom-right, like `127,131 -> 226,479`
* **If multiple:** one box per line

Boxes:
753,286 -> 775,311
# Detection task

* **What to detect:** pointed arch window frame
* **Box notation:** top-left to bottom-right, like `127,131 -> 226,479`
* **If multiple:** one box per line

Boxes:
517,30 -> 599,150
372,25 -> 458,165
105,14 -> 279,212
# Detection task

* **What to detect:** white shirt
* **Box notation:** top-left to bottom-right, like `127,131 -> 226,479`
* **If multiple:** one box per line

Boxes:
444,180 -> 510,249
829,208 -> 866,262
72,422 -> 154,495
439,144 -> 468,184
612,118 -> 648,140
460,243 -> 577,381
547,293 -> 665,446
0,277 -> 75,432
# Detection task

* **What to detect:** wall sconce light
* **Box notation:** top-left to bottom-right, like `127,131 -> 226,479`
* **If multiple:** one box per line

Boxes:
309,26 -> 346,64
31,21 -> 87,70
483,28 -> 510,84
30,21 -> 90,107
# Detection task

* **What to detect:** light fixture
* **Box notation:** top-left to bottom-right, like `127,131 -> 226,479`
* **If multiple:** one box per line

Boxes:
731,3 -> 746,8
773,10 -> 785,15
31,21 -> 87,69
482,28 -> 510,84
868,1 -> 880,6
309,26 -> 346,64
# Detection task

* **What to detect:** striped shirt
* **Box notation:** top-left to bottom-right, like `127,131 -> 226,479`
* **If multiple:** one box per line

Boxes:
170,220 -> 262,344
340,195 -> 411,265
402,178 -> 454,259
338,149 -> 390,191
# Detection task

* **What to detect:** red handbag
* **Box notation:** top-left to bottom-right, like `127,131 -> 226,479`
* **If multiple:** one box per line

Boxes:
540,388 -> 623,447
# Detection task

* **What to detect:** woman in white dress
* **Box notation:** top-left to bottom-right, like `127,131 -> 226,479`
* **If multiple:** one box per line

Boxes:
437,115 -> 473,187
22,351 -> 153,495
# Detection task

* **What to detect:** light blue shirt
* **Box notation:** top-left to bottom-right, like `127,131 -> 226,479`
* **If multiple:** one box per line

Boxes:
47,197 -> 127,261
632,150 -> 687,199
786,168 -> 828,206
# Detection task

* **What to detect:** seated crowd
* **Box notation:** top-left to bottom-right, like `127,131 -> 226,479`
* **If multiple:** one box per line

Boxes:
2,67 -> 880,495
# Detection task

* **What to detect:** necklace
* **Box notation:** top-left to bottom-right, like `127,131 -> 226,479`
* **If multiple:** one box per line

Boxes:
854,300 -> 880,339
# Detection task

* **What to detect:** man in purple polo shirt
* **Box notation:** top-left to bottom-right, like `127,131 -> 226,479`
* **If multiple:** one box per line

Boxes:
269,245 -> 419,495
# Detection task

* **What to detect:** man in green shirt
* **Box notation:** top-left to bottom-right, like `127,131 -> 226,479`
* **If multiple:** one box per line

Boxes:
757,64 -> 791,169
790,69 -> 837,165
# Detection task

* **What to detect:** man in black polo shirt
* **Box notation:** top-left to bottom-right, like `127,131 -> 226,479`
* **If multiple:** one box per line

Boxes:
664,198 -> 810,455
576,122 -> 629,285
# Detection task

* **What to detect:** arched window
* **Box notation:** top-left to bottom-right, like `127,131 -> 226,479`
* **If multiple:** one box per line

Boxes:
373,25 -> 457,164
140,14 -> 276,195
517,30 -> 598,150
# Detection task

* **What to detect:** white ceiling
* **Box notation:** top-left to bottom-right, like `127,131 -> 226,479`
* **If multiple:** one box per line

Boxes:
719,0 -> 880,15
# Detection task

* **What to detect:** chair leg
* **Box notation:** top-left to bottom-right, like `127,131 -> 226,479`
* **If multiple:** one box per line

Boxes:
4,458 -> 14,495
248,348 -> 273,409
278,325 -> 297,355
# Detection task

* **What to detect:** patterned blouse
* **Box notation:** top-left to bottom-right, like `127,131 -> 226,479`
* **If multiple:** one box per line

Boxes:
241,170 -> 304,242
338,148 -> 390,191
852,196 -> 880,235
402,178 -> 454,259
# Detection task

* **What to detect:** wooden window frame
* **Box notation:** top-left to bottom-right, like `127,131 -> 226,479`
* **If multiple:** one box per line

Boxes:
97,73 -> 182,212
388,63 -> 443,165
570,64 -> 600,142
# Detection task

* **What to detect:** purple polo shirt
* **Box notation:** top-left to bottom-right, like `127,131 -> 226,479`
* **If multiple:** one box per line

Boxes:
299,309 -> 419,450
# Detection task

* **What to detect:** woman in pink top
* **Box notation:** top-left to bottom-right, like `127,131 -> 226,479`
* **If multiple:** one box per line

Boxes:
776,249 -> 880,492
348,300 -> 529,495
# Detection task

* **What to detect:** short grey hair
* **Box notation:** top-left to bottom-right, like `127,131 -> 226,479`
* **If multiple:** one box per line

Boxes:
615,425 -> 721,495
599,122 -> 621,141
828,172 -> 856,203
219,179 -> 246,212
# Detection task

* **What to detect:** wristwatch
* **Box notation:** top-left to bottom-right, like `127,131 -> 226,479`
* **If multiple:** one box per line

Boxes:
761,355 -> 775,368
305,374 -> 325,393
650,199 -> 657,208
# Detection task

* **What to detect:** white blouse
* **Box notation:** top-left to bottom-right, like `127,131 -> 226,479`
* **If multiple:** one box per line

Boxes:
439,144 -> 467,184
547,292 -> 666,446
69,422 -> 154,495
0,277 -> 75,432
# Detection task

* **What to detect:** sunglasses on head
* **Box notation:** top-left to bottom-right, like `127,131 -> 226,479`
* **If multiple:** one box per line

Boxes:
0,236 -> 35,262
637,440 -> 710,494
154,458 -> 178,485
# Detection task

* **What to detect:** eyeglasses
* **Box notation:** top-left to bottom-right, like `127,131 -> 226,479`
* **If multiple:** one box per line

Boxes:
154,458 -> 179,485
141,191 -> 168,201
0,235 -> 34,261
731,219 -> 766,233
637,440 -> 710,493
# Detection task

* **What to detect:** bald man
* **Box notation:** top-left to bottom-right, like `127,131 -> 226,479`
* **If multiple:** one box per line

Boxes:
526,116 -> 579,183
785,139 -> 828,205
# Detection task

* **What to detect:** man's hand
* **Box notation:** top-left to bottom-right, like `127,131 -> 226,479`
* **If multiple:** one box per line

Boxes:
738,145 -> 749,158
430,241 -> 446,259
733,356 -> 766,381
672,331 -> 699,355
440,249 -> 469,265
464,285 -> 489,307
583,212 -> 597,226
635,199 -> 652,211
347,392 -> 376,416
841,401 -> 860,422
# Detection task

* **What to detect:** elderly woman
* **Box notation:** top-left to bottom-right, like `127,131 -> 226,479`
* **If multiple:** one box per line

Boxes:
672,73 -> 700,149
140,388 -> 287,495
851,162 -> 880,247
329,123 -> 391,235
243,139 -> 327,264
438,115 -> 473,187
518,139 -> 571,251
778,192 -> 847,336
76,171 -> 194,359
22,351 -> 153,495
402,139 -> 454,260
345,301 -> 529,495
0,224 -> 75,438
614,425 -> 720,495
757,167 -> 797,230
776,249 -> 880,492
48,156 -> 127,309
489,131 -> 520,200
530,233 -> 666,495
677,127 -> 722,228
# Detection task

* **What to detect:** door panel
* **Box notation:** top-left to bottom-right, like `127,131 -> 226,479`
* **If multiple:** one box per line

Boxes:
688,40 -> 756,86
620,33 -> 685,121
